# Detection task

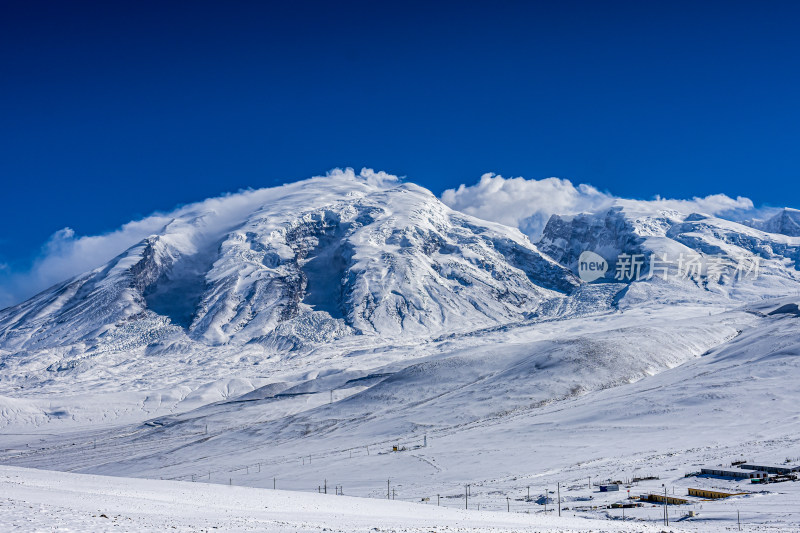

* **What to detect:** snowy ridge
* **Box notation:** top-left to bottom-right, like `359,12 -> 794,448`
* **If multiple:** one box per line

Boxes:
539,204 -> 800,305
745,207 -> 800,236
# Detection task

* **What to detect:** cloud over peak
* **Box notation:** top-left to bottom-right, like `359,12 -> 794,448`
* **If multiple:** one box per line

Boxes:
441,173 -> 615,240
441,173 -> 754,240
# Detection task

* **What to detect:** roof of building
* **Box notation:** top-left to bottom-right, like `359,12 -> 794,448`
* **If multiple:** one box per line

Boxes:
701,466 -> 767,475
741,463 -> 799,470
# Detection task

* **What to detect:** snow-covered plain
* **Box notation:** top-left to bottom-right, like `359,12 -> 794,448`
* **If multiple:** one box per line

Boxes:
1,465 -> 669,532
3,171 -> 800,531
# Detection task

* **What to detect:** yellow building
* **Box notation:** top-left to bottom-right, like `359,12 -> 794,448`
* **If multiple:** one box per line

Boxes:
688,488 -> 746,499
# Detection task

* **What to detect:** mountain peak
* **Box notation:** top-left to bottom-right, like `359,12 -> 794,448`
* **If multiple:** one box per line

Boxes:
0,176 -> 579,360
766,207 -> 800,236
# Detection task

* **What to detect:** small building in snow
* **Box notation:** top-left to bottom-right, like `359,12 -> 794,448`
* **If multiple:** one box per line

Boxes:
700,467 -> 768,479
740,463 -> 800,475
641,493 -> 688,505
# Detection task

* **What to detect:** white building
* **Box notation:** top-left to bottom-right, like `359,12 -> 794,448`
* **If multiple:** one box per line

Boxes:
701,467 -> 768,479
740,463 -> 800,475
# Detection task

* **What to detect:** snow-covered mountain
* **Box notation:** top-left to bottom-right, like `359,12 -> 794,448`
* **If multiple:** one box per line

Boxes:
3,172 -> 800,398
539,203 -> 800,305
745,207 -> 800,236
0,172 -> 587,398
3,171 -> 800,530
187,181 -> 578,347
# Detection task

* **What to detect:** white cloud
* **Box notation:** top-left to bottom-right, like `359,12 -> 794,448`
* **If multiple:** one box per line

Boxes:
615,194 -> 754,217
441,173 -> 754,240
441,173 -> 615,239
354,167 -> 400,187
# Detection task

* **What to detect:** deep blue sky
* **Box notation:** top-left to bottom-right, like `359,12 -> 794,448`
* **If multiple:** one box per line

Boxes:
2,1 -> 799,271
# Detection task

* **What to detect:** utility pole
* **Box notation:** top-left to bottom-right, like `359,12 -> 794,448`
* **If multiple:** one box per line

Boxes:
324,479 -> 327,494
387,479 -> 390,500
738,510 -> 741,531
465,484 -> 469,510
507,496 -> 510,512
545,488 -> 547,513
392,488 -> 395,500
557,482 -> 561,517
273,477 -> 276,490
664,486 -> 669,526
437,494 -> 440,506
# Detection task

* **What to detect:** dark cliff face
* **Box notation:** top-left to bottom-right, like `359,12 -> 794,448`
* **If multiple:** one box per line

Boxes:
743,208 -> 800,237
538,208 -> 646,271
537,206 -> 800,300
766,209 -> 800,237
